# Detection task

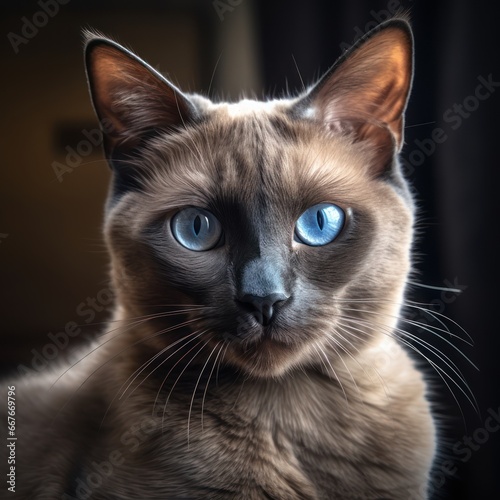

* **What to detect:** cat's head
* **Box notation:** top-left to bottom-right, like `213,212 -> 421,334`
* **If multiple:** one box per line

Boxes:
85,19 -> 414,378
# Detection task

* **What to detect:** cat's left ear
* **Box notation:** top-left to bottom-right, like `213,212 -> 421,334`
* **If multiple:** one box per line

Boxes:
296,18 -> 413,173
84,32 -> 196,156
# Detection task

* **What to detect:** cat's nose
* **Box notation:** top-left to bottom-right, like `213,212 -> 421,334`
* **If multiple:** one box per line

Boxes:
238,293 -> 289,326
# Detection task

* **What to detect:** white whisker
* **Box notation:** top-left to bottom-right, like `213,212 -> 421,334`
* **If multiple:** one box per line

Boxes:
201,343 -> 225,431
161,339 -> 210,434
323,336 -> 365,406
314,342 -> 349,409
338,315 -> 479,416
187,341 -> 222,445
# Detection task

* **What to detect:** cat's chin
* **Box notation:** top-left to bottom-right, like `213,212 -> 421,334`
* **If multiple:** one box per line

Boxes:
223,337 -> 306,379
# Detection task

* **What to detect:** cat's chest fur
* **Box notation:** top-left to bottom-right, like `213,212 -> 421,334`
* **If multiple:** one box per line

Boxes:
94,337 -> 433,500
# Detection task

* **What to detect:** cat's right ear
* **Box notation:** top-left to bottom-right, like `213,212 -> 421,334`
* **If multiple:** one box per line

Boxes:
84,32 -> 196,157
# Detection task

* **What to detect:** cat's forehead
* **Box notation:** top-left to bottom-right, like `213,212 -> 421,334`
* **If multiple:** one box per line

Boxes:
141,106 -> 375,214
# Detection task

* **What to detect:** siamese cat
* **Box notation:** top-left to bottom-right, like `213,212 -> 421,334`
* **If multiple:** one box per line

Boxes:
3,17 -> 436,500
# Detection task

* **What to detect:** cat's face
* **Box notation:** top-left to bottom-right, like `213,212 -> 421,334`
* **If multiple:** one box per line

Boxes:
86,20 -> 414,377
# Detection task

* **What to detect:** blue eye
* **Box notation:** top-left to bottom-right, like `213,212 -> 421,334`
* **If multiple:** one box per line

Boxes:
171,207 -> 222,251
295,203 -> 345,246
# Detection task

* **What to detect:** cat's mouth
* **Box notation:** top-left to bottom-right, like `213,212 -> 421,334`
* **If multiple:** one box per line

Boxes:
190,302 -> 322,377
206,319 -> 310,378
217,312 -> 296,346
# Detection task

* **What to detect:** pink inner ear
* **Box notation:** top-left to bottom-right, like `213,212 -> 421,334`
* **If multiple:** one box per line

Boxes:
312,25 -> 413,153
90,50 -> 130,135
86,42 -> 192,153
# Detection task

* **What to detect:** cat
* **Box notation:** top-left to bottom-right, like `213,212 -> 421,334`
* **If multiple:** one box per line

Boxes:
2,16 -> 436,500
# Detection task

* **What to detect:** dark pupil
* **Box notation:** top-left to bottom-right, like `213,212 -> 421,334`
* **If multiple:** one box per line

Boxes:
316,210 -> 324,230
193,215 -> 202,235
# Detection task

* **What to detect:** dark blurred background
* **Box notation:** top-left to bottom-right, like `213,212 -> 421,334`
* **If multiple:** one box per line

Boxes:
0,0 -> 498,498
